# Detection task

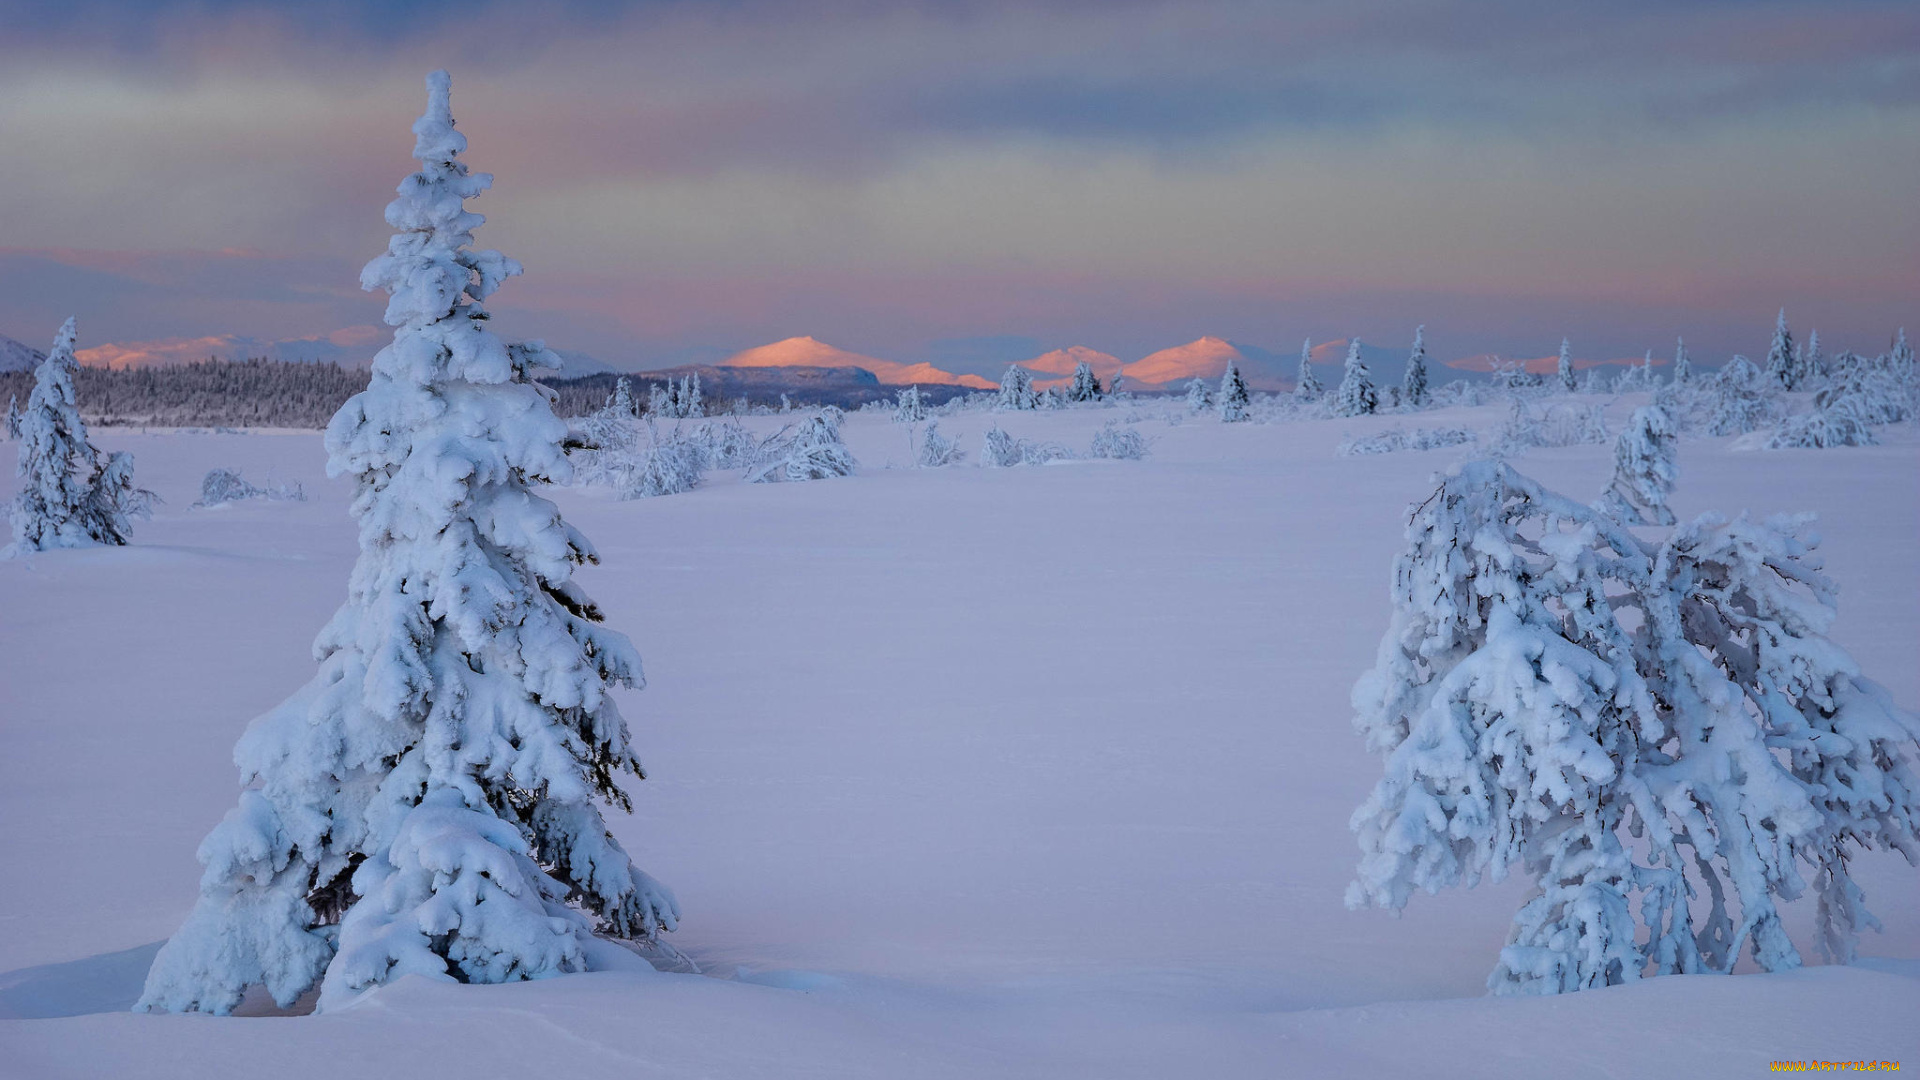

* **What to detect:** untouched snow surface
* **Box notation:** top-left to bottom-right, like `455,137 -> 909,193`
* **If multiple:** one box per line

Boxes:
2,400 -> 1916,1077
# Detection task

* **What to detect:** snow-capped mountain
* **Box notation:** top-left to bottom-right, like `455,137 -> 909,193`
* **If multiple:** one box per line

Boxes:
0,333 -> 47,373
724,336 -> 995,389
1121,337 -> 1290,390
1021,346 -> 1124,379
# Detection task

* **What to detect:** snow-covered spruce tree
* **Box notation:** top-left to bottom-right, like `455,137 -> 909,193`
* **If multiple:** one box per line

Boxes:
647,381 -> 671,418
996,364 -> 1037,410
1348,457 -> 1920,995
1402,326 -> 1429,408
1218,360 -> 1251,423
1803,329 -> 1824,385
1334,338 -> 1377,417
1595,404 -> 1678,525
1184,376 -> 1212,412
9,318 -> 152,552
1296,338 -> 1322,400
1066,360 -> 1103,403
1672,337 -> 1691,385
684,372 -> 704,418
1557,337 -> 1576,393
893,385 -> 927,424
1765,308 -> 1799,390
4,396 -> 20,440
138,72 -> 677,1016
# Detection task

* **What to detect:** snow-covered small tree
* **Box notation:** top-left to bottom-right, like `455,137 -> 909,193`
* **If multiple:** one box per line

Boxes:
647,381 -> 671,417
1765,308 -> 1798,390
1066,360 -> 1103,402
916,421 -> 965,467
682,373 -> 704,418
138,71 -> 677,1017
1803,329 -> 1824,384
3,396 -> 20,440
1402,326 -> 1429,408
1348,457 -> 1920,996
1707,354 -> 1776,435
1218,360 -> 1250,423
893,385 -> 927,423
1557,338 -> 1576,393
9,318 -> 152,553
1334,338 -> 1377,417
996,364 -> 1038,410
1184,377 -> 1212,412
750,411 -> 856,482
1295,338 -> 1322,400
1595,405 -> 1677,525
1672,337 -> 1691,385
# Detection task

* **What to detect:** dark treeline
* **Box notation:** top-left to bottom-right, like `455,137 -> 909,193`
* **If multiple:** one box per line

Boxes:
0,359 -> 372,429
0,359 -> 981,430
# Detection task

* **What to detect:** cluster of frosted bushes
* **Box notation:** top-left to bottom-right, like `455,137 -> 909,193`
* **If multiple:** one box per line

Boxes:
974,420 -> 1152,467
1337,426 -> 1476,457
1491,400 -> 1611,455
194,468 -> 305,507
574,381 -> 857,497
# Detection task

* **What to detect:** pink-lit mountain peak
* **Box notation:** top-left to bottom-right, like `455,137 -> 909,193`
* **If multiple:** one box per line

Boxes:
723,336 -> 994,388
1022,345 -> 1124,378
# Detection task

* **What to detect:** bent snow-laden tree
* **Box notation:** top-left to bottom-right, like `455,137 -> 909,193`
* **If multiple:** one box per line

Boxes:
9,318 -> 152,553
1595,404 -> 1678,525
139,71 -> 677,1017
1347,458 -> 1919,996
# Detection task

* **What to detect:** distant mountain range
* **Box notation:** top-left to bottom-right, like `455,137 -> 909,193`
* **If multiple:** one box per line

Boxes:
3,325 -> 1685,397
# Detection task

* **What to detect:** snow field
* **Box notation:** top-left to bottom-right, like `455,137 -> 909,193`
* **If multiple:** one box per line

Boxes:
2,400 -> 1916,1077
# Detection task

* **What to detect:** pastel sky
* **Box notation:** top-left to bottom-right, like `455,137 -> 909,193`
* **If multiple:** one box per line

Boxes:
2,0 -> 1916,372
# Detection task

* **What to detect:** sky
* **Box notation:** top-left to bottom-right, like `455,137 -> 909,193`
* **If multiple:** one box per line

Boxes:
1,0 -> 1916,373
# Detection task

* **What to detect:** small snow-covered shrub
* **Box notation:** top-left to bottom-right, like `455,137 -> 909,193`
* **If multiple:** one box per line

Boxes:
916,421 -> 966,467
1349,457 -> 1920,997
1184,377 -> 1212,413
623,426 -> 705,498
1088,421 -> 1150,460
1337,426 -> 1476,457
690,419 -> 759,470
750,412 -> 857,483
1765,407 -> 1877,450
1492,400 -> 1609,455
981,425 -> 1072,467
196,468 -> 305,507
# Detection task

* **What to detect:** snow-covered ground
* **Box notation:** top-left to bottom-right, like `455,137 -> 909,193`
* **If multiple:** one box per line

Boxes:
3,400 -> 1916,1078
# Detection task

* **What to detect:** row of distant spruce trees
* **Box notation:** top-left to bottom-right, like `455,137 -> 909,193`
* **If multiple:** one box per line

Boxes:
6,71 -> 1914,1013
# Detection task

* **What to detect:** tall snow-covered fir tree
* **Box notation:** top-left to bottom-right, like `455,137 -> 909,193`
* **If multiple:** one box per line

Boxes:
1066,360 -> 1103,402
1802,328 -> 1823,384
1595,404 -> 1677,525
1295,338 -> 1322,400
1401,326 -> 1429,408
138,71 -> 677,1016
1765,308 -> 1799,390
1557,338 -> 1575,393
1218,359 -> 1250,422
1672,337 -> 1690,385
9,317 -> 150,553
1334,338 -> 1377,417
1348,458 -> 1919,995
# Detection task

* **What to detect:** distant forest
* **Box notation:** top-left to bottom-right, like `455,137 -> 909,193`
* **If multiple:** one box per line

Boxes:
0,359 -> 976,429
